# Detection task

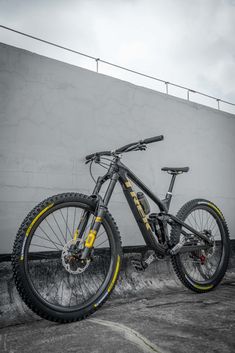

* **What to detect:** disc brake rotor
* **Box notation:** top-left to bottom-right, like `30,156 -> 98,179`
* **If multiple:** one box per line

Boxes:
61,239 -> 91,274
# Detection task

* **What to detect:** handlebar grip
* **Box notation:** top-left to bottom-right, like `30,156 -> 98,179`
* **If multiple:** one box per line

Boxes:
85,153 -> 96,161
142,135 -> 164,144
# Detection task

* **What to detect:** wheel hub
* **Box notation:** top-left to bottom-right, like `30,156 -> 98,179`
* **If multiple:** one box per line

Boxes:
203,230 -> 216,259
196,230 -> 216,264
61,239 -> 90,274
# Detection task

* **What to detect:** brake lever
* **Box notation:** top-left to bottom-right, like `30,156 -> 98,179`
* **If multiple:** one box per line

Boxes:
139,144 -> 147,151
94,155 -> 101,163
85,156 -> 96,164
85,153 -> 101,164
134,143 -> 147,151
124,143 -> 147,153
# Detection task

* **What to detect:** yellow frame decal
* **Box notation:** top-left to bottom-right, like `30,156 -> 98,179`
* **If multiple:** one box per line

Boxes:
108,255 -> 121,292
130,190 -> 151,231
125,181 -> 132,188
26,203 -> 54,236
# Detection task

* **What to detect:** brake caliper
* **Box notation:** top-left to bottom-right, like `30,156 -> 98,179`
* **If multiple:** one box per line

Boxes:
199,254 -> 206,265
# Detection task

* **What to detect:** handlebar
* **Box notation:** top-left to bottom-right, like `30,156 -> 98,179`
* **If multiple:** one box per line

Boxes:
85,135 -> 164,161
115,141 -> 139,153
85,150 -> 112,161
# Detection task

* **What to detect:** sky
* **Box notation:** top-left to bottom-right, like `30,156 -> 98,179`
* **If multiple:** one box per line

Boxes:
0,0 -> 235,112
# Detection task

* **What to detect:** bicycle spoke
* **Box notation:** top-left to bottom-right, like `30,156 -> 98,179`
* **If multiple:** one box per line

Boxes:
96,230 -> 106,240
30,243 -> 58,251
59,209 -> 73,240
191,211 -> 201,231
52,212 -> 67,242
66,208 -> 68,241
72,207 -> 77,235
32,234 -> 63,249
37,225 -> 61,249
44,217 -> 64,247
95,238 -> 108,248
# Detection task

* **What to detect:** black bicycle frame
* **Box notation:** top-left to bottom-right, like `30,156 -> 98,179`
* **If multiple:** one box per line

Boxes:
91,157 -> 211,255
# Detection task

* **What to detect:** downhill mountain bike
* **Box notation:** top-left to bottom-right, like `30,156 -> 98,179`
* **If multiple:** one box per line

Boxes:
12,135 -> 230,323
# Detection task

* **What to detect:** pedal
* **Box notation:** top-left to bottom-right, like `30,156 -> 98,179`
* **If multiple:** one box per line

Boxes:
131,258 -> 147,272
131,251 -> 158,272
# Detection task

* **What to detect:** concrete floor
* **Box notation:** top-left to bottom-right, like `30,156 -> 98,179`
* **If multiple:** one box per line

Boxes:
0,279 -> 234,353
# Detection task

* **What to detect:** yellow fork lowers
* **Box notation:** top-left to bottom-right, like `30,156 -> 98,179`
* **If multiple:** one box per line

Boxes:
73,216 -> 102,248
85,230 -> 97,248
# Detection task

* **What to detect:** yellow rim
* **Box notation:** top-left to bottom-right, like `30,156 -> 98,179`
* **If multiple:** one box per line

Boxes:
26,203 -> 54,237
208,203 -> 224,219
108,255 -> 121,292
194,283 -> 214,290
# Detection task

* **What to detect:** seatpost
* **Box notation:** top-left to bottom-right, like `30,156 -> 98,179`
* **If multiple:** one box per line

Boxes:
164,173 -> 177,210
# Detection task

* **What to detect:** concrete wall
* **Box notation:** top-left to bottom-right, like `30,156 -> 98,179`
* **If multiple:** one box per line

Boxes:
0,43 -> 235,254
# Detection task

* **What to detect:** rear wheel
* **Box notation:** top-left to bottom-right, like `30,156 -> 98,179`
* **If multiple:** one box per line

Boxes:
12,193 -> 122,322
171,199 -> 230,293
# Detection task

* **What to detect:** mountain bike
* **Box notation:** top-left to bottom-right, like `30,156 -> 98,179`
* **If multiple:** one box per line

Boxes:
12,135 -> 230,323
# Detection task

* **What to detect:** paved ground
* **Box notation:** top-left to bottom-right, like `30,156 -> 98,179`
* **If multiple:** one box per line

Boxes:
0,278 -> 234,353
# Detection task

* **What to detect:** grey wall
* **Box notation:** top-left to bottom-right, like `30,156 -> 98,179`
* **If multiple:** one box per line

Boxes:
0,43 -> 235,254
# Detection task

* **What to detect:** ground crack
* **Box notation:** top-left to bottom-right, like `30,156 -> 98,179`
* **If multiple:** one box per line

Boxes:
146,300 -> 220,308
89,318 -> 165,353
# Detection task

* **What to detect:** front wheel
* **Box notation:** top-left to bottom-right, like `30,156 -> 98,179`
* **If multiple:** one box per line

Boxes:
12,193 -> 122,323
170,199 -> 230,293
